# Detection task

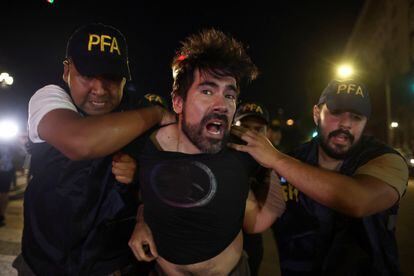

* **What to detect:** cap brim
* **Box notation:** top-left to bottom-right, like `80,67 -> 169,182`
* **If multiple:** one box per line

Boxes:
72,56 -> 131,80
326,98 -> 371,117
234,112 -> 269,124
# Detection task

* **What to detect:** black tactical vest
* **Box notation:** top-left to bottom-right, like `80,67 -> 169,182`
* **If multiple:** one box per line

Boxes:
22,142 -> 138,275
275,136 -> 406,276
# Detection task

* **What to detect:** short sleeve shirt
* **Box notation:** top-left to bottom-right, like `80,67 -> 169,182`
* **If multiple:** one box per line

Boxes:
354,153 -> 408,198
28,85 -> 77,143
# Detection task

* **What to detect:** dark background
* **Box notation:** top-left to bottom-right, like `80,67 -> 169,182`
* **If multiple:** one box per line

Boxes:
0,1 -> 364,150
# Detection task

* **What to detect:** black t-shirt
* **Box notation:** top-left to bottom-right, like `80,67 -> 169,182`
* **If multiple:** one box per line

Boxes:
136,131 -> 258,265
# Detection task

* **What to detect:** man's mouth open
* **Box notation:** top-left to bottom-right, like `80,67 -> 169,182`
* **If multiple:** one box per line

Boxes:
205,120 -> 226,137
331,133 -> 351,145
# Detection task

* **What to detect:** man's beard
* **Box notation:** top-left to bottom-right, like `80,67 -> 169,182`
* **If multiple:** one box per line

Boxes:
181,108 -> 230,154
316,122 -> 360,160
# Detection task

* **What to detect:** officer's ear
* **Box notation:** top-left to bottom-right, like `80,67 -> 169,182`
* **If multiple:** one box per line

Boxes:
313,104 -> 321,126
63,59 -> 70,83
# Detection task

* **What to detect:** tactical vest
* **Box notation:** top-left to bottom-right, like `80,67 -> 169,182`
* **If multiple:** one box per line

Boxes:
22,142 -> 138,275
275,136 -> 405,276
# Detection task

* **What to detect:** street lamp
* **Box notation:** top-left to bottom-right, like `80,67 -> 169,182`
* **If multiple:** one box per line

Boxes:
0,72 -> 14,87
336,64 -> 354,79
286,119 -> 294,126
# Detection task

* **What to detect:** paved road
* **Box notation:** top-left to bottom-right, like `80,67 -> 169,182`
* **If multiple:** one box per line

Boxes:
1,177 -> 413,275
0,174 -> 24,276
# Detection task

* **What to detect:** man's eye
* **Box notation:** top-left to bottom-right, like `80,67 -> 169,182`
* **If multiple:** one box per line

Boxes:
80,75 -> 93,82
201,90 -> 212,95
352,115 -> 362,121
330,110 -> 341,116
225,94 -> 236,100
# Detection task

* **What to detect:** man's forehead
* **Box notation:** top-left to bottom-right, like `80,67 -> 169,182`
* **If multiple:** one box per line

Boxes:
323,104 -> 366,118
241,116 -> 267,127
195,69 -> 237,86
68,60 -> 124,81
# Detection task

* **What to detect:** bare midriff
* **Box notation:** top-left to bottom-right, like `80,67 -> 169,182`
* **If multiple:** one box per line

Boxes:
156,231 -> 243,276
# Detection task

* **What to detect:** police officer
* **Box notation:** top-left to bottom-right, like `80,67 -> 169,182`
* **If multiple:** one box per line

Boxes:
230,79 -> 409,275
233,102 -> 272,276
267,118 -> 283,148
15,23 -> 172,275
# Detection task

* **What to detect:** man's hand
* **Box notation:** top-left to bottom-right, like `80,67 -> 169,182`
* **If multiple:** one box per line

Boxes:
243,170 -> 285,233
228,125 -> 281,169
112,153 -> 137,184
129,206 -> 158,262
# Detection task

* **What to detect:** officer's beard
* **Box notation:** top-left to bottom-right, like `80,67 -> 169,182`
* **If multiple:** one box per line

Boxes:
316,121 -> 360,160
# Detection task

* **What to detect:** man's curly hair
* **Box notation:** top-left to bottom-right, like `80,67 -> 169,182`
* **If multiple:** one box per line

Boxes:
171,28 -> 258,100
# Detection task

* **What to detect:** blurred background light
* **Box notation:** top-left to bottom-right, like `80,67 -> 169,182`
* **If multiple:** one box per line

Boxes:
336,64 -> 354,79
0,120 -> 19,140
390,121 -> 399,128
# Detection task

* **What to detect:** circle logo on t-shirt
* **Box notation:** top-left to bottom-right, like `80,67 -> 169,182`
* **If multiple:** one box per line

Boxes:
150,160 -> 217,208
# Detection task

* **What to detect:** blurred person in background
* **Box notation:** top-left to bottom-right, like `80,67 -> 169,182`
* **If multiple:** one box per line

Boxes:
0,139 -> 16,227
267,118 -> 283,149
233,101 -> 273,276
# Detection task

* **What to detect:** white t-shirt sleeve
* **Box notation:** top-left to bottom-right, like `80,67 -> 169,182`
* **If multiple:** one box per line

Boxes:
28,85 -> 78,143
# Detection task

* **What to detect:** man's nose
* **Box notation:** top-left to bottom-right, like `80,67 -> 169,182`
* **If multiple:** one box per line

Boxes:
90,78 -> 106,96
212,94 -> 228,113
339,113 -> 352,129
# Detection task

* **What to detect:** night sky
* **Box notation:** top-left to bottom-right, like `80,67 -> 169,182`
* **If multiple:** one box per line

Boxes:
0,1 -> 364,146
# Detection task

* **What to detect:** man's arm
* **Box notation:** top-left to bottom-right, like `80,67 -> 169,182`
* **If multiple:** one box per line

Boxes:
243,171 -> 285,233
230,126 -> 406,218
129,204 -> 158,262
38,106 -> 169,160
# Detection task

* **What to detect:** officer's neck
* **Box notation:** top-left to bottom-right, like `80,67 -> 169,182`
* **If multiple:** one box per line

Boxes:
318,146 -> 344,171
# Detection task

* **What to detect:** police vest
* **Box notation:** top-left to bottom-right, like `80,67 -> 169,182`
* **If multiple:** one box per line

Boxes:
22,142 -> 138,275
275,136 -> 404,276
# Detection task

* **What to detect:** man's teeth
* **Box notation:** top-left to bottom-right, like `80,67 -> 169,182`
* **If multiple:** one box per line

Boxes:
207,122 -> 223,135
91,101 -> 105,106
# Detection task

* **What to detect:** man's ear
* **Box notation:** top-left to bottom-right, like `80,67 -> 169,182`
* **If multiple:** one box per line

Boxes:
62,60 -> 69,83
172,92 -> 183,114
313,105 -> 321,126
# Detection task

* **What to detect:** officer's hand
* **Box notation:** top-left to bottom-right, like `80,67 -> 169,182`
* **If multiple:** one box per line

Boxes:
112,153 -> 137,184
228,125 -> 280,169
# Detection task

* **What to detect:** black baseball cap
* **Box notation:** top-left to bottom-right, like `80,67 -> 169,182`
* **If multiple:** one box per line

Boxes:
318,79 -> 371,117
234,102 -> 270,124
66,23 -> 131,80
